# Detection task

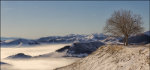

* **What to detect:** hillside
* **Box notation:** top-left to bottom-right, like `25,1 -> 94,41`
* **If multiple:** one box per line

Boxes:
33,41 -> 105,58
55,44 -> 150,70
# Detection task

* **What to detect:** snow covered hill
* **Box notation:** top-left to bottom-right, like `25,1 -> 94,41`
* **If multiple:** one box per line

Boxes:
55,44 -> 150,70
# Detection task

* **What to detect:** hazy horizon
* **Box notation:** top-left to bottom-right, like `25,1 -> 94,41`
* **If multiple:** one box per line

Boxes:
1,1 -> 149,39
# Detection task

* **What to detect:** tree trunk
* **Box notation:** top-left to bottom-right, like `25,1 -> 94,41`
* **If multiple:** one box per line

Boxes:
126,37 -> 128,46
123,37 -> 126,46
124,36 -> 128,46
123,36 -> 128,46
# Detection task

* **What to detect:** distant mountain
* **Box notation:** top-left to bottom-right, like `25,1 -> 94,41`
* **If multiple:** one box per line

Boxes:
36,34 -> 88,44
66,41 -> 105,57
128,33 -> 150,44
0,62 -> 9,65
1,31 -> 149,46
144,31 -> 150,36
36,33 -> 107,44
102,36 -> 122,44
56,41 -> 105,57
7,53 -> 32,59
118,31 -> 150,44
1,33 -> 108,47
0,37 -> 18,41
1,38 -> 40,46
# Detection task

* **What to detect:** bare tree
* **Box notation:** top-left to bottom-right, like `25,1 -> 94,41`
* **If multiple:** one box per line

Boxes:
104,9 -> 144,46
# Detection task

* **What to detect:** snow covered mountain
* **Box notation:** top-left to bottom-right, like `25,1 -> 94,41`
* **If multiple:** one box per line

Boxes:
1,38 -> 40,46
101,36 -> 122,44
36,33 -> 106,44
1,31 -> 149,46
1,33 -> 107,46
0,37 -> 18,41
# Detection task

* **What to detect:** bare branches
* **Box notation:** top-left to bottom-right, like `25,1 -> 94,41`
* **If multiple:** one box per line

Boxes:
104,9 -> 144,46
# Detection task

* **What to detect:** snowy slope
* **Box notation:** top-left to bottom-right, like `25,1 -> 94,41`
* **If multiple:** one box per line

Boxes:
55,44 -> 150,70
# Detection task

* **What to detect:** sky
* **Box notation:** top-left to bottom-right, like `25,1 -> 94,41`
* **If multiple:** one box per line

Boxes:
1,1 -> 149,39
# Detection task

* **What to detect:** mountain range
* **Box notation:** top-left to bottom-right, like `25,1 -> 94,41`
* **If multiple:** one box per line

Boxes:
0,33 -> 107,46
1,31 -> 149,46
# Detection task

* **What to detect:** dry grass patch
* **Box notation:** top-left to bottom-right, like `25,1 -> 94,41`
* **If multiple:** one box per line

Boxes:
106,45 -> 124,54
145,56 -> 150,65
145,44 -> 150,48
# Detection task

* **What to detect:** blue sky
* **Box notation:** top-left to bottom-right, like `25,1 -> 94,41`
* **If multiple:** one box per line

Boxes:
1,1 -> 149,39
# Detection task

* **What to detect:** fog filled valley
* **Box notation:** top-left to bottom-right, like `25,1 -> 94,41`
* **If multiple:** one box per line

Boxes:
1,31 -> 150,70
1,44 -> 80,70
